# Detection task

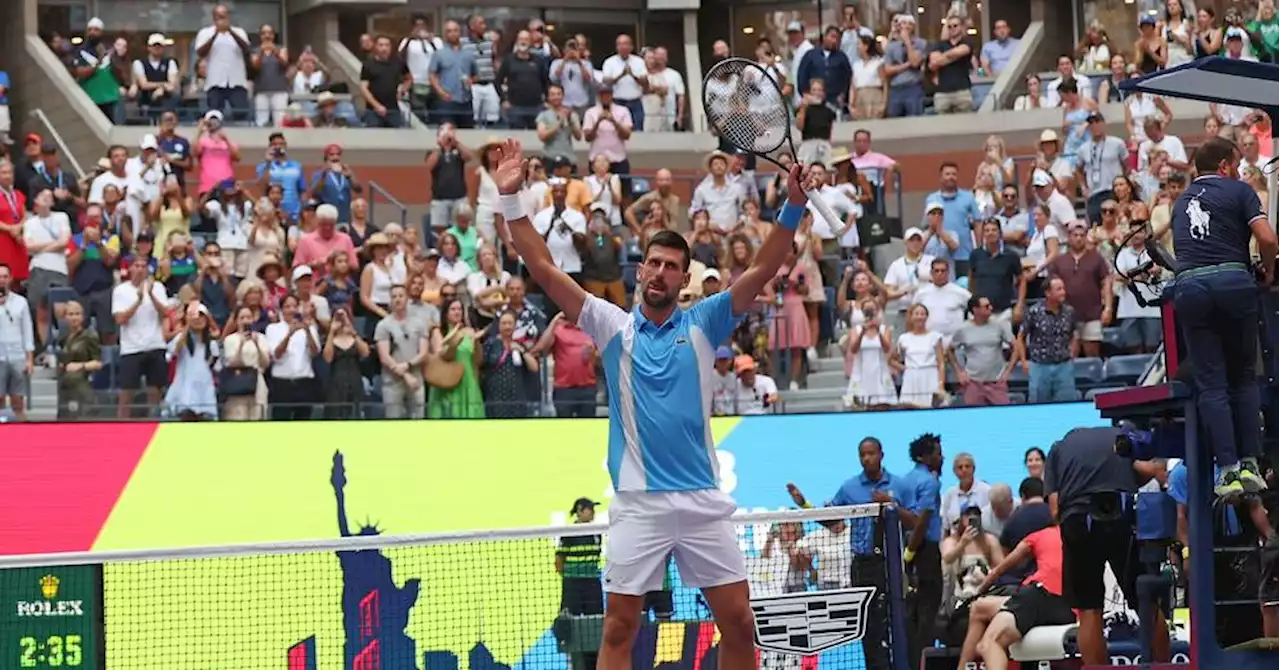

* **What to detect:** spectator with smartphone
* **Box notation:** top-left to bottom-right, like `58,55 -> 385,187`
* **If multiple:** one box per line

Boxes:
264,292 -> 320,420
254,133 -> 304,221
195,4 -> 253,123
940,505 -> 1003,607
221,304 -> 270,420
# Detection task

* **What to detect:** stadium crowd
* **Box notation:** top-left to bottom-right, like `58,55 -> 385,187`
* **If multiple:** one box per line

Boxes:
0,1 -> 1274,421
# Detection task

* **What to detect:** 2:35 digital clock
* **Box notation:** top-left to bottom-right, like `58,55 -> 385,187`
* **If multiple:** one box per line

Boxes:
0,566 -> 102,670
19,634 -> 85,667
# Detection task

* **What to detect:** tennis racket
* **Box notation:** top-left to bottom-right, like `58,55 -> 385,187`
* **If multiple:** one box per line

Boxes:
701,57 -> 848,237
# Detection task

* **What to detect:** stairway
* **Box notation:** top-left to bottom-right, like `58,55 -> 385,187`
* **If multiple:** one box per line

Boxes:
777,345 -> 850,415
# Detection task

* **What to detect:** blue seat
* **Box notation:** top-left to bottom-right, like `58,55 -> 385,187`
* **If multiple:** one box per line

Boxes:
1072,357 -> 1105,384
1101,326 -> 1123,350
92,345 -> 120,391
621,262 -> 638,296
1007,364 -> 1029,384
1104,353 -> 1154,383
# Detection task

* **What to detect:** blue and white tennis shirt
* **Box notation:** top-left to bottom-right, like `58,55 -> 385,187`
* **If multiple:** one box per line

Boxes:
578,291 -> 744,493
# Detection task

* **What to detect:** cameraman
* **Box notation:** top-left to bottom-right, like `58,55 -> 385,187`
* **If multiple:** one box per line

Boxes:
531,178 -> 587,313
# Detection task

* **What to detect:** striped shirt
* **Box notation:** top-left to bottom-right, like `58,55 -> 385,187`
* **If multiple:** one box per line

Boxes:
461,35 -> 496,83
578,291 -> 743,492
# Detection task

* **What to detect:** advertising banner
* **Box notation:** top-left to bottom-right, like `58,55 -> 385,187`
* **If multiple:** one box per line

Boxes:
0,403 -> 1108,669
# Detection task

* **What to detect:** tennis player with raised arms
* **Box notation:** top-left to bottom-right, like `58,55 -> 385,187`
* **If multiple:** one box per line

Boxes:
489,137 -> 818,668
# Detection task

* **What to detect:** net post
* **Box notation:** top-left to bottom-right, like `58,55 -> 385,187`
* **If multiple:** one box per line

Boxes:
879,505 -> 912,670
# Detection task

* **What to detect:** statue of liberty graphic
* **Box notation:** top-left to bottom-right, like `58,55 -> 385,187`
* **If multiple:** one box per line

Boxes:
1186,193 -> 1212,241
332,450 -> 421,669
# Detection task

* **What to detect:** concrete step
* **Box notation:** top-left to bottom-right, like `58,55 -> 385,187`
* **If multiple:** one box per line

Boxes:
805,369 -> 849,390
779,398 -> 846,414
810,356 -> 847,373
779,387 -> 847,403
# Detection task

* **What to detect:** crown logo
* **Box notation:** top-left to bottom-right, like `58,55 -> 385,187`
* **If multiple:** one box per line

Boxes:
40,575 -> 59,600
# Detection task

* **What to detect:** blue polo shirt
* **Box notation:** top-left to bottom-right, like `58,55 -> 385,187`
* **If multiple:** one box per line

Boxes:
255,159 -> 307,219
578,291 -> 744,492
831,469 -> 906,555
921,189 -> 982,262
158,134 -> 191,187
901,462 -> 943,543
1167,461 -> 1240,534
1172,175 -> 1265,273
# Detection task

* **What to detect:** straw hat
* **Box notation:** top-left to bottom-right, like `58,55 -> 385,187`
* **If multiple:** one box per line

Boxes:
478,135 -> 504,155
703,150 -> 731,171
365,232 -> 393,249
256,252 -> 285,279
828,147 -> 853,167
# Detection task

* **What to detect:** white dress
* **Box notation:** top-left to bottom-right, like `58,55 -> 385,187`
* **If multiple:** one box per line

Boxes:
475,169 -> 500,242
897,330 -> 943,407
164,335 -> 220,418
584,173 -> 622,227
845,325 -> 898,407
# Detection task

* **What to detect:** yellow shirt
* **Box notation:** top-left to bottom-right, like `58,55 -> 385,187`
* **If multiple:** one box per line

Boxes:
542,179 -> 593,214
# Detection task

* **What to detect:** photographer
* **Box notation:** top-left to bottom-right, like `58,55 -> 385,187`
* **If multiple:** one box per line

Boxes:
550,39 -> 593,118
264,292 -> 321,421
940,505 -> 1003,606
253,132 -> 305,221
531,178 -> 587,311
201,179 -> 252,280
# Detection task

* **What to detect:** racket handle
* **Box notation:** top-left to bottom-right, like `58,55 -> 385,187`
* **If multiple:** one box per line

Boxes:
804,189 -> 848,238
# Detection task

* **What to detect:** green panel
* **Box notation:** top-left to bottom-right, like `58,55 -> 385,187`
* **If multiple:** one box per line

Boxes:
0,566 -> 103,670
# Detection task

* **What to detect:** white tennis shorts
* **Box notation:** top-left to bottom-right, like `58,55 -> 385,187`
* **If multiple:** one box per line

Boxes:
603,488 -> 746,595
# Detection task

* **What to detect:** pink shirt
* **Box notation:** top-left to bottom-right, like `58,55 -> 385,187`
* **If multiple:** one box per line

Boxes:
292,229 -> 357,279
196,137 -> 236,194
582,104 -> 632,163
851,150 -> 896,182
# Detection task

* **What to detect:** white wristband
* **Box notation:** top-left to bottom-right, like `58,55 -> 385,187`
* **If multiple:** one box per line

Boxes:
500,193 -> 526,223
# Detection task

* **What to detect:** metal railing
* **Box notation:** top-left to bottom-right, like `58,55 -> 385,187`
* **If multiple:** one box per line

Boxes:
28,109 -> 87,179
366,180 -> 408,229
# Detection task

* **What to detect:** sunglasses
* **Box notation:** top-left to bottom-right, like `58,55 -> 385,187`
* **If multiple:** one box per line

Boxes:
1101,207 -> 1117,214
1002,193 -> 1017,199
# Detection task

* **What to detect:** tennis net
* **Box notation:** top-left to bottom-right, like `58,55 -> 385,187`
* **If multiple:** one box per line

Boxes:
0,504 -> 905,670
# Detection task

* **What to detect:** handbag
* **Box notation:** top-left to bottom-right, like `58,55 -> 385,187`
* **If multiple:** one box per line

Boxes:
424,354 -> 464,390
218,366 -> 258,398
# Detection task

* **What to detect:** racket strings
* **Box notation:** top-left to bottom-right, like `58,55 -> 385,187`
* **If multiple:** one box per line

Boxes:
703,59 -> 791,155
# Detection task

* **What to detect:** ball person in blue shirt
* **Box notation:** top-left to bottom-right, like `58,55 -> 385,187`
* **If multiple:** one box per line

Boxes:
491,138 -> 820,669
901,432 -> 945,668
1170,137 -> 1278,498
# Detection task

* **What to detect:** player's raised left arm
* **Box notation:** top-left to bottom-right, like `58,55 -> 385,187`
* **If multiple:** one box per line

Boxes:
730,163 -> 815,314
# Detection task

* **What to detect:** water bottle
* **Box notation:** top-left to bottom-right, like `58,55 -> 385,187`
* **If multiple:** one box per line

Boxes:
511,349 -> 523,367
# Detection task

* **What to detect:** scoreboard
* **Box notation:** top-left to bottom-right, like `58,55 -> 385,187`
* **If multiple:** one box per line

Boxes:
0,566 -> 102,669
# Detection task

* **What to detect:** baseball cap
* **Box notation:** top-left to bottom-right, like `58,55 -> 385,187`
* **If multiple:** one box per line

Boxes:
1085,111 -> 1106,123
925,201 -> 945,214
1038,129 -> 1060,144
40,142 -> 57,155
136,230 -> 155,243
1031,169 -> 1054,188
570,497 -> 599,514
86,17 -> 104,30
147,33 -> 167,46
904,227 -> 926,240
1226,27 -> 1247,40
715,346 -> 734,360
786,20 -> 804,32
734,354 -> 757,374
588,202 -> 610,215
24,133 -> 41,145
291,265 -> 313,282
203,109 -> 224,122
702,268 -> 722,282
422,248 -> 441,260
1066,219 -> 1089,232
303,198 -> 321,211
140,134 -> 159,151
1139,15 -> 1157,26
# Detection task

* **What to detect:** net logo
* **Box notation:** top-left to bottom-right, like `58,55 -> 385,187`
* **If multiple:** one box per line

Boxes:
15,574 -> 84,617
750,587 -> 877,655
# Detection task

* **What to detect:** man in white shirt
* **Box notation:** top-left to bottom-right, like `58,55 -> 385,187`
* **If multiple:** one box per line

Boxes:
111,255 -> 170,418
1032,169 -> 1076,234
710,346 -> 738,416
265,297 -> 321,421
806,163 -> 860,251
1136,117 -> 1189,172
980,483 -> 1017,539
399,14 -> 442,122
194,4 -> 252,123
643,47 -> 686,132
785,21 -> 815,107
126,134 -> 166,221
22,189 -> 72,344
690,151 -> 747,232
532,179 -> 588,280
88,145 -> 130,205
1113,227 -> 1165,353
601,34 -> 648,131
914,257 -> 972,341
731,354 -> 779,414
883,227 -> 935,335
1043,54 -> 1093,107
1238,132 -> 1266,173
0,264 -> 34,421
794,519 -> 854,589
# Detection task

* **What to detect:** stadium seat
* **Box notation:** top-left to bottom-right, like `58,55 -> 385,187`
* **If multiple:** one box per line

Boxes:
621,262 -> 638,296
1072,357 -> 1105,384
1101,326 -> 1123,350
1084,386 -> 1127,400
1009,391 -> 1027,404
92,346 -> 120,391
1104,353 -> 1154,383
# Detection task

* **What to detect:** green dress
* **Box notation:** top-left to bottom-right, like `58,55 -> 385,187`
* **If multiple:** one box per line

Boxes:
427,334 -> 486,419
